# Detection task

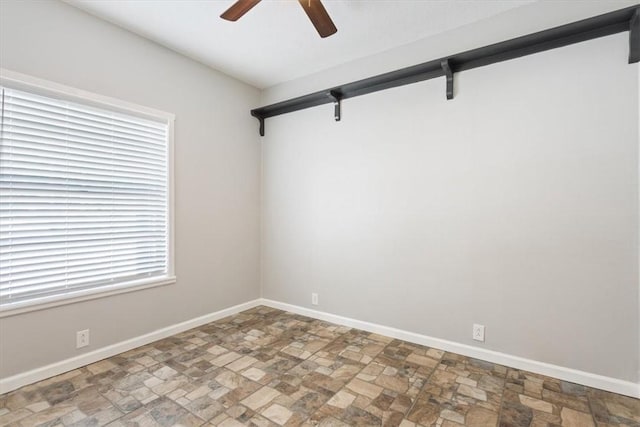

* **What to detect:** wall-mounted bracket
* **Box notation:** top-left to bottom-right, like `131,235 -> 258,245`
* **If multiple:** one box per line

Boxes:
251,111 -> 265,136
327,90 -> 342,121
440,59 -> 454,100
249,6 -> 639,135
630,9 -> 639,63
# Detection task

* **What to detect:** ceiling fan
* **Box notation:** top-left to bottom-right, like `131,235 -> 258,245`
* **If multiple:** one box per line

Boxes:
220,0 -> 338,38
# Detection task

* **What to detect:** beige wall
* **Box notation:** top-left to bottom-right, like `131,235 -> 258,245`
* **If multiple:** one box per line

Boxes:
260,14 -> 639,383
0,0 -> 261,377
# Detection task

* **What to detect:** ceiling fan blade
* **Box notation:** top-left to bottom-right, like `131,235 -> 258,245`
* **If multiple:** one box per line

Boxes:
220,0 -> 262,21
298,0 -> 337,38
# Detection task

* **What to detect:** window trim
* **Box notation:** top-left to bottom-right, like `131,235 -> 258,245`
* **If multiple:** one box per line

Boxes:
0,68 -> 176,318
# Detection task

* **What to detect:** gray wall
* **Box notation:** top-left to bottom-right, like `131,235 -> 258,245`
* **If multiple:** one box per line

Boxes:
1,0 -> 638,387
261,15 -> 639,383
0,0 -> 261,377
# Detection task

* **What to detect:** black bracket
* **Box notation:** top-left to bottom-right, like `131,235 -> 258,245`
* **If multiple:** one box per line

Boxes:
251,111 -> 265,136
630,9 -> 639,63
249,6 -> 638,135
327,90 -> 342,121
440,59 -> 454,100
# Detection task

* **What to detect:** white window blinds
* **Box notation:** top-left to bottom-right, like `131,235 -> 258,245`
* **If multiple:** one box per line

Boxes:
0,85 -> 170,308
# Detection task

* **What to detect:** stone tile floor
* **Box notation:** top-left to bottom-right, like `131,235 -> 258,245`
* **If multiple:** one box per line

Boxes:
1,306 -> 638,426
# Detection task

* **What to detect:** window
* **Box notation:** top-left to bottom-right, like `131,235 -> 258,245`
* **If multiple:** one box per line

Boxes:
0,70 -> 175,315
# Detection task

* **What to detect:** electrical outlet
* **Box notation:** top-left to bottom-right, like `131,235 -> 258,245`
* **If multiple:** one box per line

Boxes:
311,293 -> 318,305
76,329 -> 90,348
473,324 -> 485,342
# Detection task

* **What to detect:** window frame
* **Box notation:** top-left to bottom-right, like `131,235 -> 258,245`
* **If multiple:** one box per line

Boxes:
0,68 -> 176,317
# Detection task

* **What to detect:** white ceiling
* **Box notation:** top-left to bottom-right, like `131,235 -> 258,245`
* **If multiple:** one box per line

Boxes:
64,0 -> 535,89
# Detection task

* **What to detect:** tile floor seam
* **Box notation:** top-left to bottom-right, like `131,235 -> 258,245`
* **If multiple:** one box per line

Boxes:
494,367 -> 507,427
278,326 -> 375,425
182,402 -> 209,426
104,412 -> 127,427
303,336 -> 401,426
586,391 -> 601,426
170,379 -> 221,425
96,387 -> 125,419
403,348 -> 441,421
198,316 -> 353,426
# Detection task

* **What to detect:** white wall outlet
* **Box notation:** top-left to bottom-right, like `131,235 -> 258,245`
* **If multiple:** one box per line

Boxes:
76,329 -> 90,348
311,293 -> 318,305
473,324 -> 485,342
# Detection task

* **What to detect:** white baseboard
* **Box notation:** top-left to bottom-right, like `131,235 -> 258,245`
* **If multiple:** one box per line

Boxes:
259,298 -> 640,399
0,299 -> 262,394
3,298 -> 638,399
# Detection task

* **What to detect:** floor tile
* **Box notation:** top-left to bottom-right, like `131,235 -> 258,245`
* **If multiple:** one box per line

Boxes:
1,306 -> 637,426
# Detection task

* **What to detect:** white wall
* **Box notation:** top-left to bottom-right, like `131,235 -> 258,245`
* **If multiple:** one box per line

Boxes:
261,18 -> 639,384
0,0 -> 260,378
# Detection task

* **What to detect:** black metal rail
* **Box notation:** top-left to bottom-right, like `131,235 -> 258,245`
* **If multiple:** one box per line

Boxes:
251,5 -> 640,136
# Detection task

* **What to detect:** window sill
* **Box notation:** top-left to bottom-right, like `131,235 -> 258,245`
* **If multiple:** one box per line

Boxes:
0,276 -> 177,318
